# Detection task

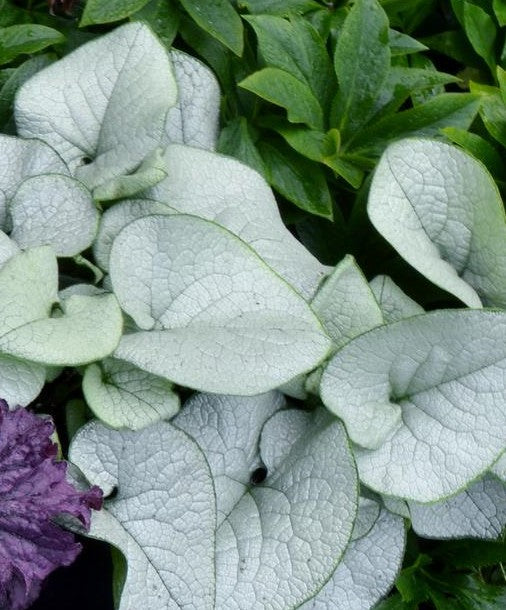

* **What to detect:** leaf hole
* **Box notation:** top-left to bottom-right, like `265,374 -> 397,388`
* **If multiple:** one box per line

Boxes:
250,466 -> 268,485
81,156 -> 93,165
106,486 -> 118,500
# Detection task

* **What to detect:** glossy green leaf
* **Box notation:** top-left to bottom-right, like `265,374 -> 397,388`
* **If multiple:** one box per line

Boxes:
471,83 -> 506,149
442,127 -> 504,178
494,0 -> 506,26
130,0 -> 180,47
80,0 -> 151,26
217,117 -> 265,176
350,94 -> 480,156
389,28 -> 428,55
258,140 -> 333,218
321,309 -> 506,502
241,0 -> 320,14
333,0 -> 390,139
239,67 -> 324,130
111,214 -> 331,394
368,139 -> 506,307
245,14 -> 335,109
462,1 -> 497,72
0,24 -> 64,65
179,0 -> 243,55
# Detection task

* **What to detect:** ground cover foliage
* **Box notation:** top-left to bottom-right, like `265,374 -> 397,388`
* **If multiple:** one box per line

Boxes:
0,0 -> 505,608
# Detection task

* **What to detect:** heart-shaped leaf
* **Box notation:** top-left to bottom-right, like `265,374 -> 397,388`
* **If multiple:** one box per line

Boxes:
321,309 -> 506,502
0,293 -> 123,366
70,391 -> 358,609
10,174 -> 98,256
409,474 -> 506,540
0,134 -> 67,228
69,420 -> 216,610
15,23 -> 177,191
110,214 -> 330,394
82,357 -> 180,430
174,392 -> 358,608
0,245 -> 122,366
368,139 -> 506,307
143,144 -> 329,299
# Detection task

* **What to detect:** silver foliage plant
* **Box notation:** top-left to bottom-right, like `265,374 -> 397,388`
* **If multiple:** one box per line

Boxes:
1,22 -> 505,609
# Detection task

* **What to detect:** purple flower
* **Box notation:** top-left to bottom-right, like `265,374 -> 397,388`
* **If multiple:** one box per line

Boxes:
0,400 -> 102,610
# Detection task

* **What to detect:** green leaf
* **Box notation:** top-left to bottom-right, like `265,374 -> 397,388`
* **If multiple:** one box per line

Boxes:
494,0 -> 506,26
245,14 -> 335,110
258,139 -> 333,218
15,23 -> 177,191
240,0 -> 321,15
130,0 -> 180,47
110,214 -> 331,394
421,30 -> 482,68
321,309 -> 506,502
179,0 -> 243,55
442,126 -> 505,178
217,116 -> 265,176
434,539 -> 506,569
471,83 -> 506,149
10,174 -> 98,256
389,28 -> 428,55
333,0 -> 390,139
368,139 -> 506,307
271,124 -> 365,188
350,94 -> 480,157
80,0 -> 151,26
239,67 -> 324,130
0,24 -> 64,65
83,357 -> 180,430
462,1 -> 497,72
409,55 -> 450,106
143,144 -> 329,298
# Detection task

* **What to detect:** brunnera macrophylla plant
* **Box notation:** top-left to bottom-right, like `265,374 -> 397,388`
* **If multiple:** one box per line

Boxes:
0,21 -> 504,610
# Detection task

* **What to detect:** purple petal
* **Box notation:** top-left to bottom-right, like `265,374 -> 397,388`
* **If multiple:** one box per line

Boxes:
0,400 -> 102,610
